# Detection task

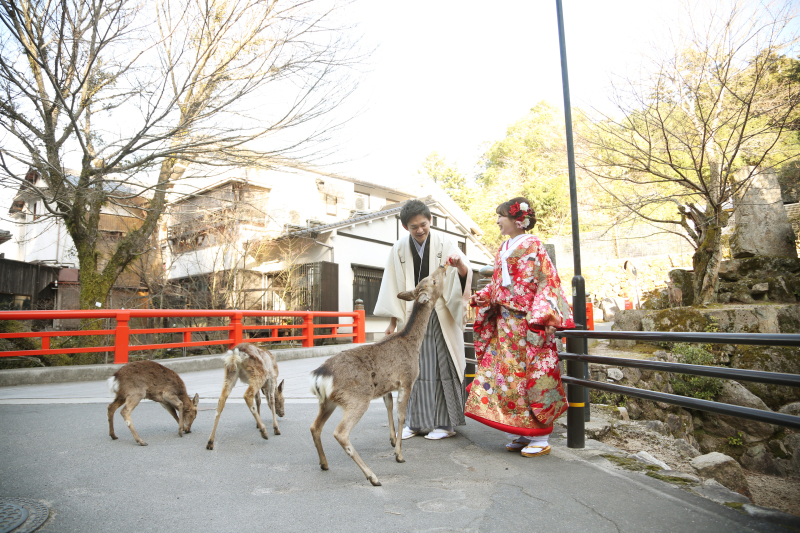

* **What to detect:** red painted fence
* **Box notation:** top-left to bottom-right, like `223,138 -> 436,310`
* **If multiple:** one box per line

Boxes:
0,309 -> 367,364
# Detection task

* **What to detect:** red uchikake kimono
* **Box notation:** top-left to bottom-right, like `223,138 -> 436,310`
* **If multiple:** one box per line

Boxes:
465,234 -> 575,437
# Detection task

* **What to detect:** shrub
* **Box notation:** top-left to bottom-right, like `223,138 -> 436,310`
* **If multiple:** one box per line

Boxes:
669,343 -> 724,401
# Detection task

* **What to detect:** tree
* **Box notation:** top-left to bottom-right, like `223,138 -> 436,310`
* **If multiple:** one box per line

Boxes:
419,151 -> 472,208
473,101 -> 573,248
579,0 -> 800,304
0,0 -> 361,311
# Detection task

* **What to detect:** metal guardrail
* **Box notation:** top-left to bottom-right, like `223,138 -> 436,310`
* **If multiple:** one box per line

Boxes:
556,330 -> 800,448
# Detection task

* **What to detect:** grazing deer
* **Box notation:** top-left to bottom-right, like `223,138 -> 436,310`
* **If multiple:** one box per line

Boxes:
206,343 -> 285,450
309,264 -> 449,486
666,279 -> 683,308
107,360 -> 199,446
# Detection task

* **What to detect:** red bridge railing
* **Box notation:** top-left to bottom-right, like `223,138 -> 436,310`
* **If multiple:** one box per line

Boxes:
0,309 -> 367,364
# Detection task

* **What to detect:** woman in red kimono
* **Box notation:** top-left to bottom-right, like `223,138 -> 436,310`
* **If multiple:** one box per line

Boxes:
465,197 -> 574,457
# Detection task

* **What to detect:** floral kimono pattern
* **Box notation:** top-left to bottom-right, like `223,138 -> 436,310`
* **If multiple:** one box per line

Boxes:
465,235 -> 574,437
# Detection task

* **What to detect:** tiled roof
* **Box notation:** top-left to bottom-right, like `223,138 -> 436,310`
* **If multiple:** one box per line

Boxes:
283,197 -> 437,238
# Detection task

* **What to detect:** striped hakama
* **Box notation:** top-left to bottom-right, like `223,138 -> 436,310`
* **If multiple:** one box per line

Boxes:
405,312 -> 466,431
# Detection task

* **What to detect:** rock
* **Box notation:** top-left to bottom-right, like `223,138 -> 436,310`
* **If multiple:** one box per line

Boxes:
621,367 -> 642,383
690,452 -> 752,499
741,444 -> 786,477
617,407 -> 630,421
607,368 -> 623,381
668,268 -> 694,306
627,401 -> 642,419
644,420 -> 670,435
786,434 -> 800,475
750,282 -> 769,295
768,440 -> 789,459
601,297 -> 620,322
675,438 -> 702,459
697,433 -> 728,455
584,420 -> 612,440
609,309 -> 646,348
730,166 -> 798,259
706,381 -> 776,441
692,479 -> 752,505
642,289 -> 670,310
665,414 -> 682,435
741,504 -> 800,530
717,292 -> 732,304
778,402 -> 800,416
633,451 -> 671,470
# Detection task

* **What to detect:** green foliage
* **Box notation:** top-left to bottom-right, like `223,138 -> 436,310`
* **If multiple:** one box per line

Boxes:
727,432 -> 743,447
419,152 -> 473,208
670,343 -> 724,401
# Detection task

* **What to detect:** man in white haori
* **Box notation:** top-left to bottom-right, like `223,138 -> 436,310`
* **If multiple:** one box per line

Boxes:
374,200 -> 472,440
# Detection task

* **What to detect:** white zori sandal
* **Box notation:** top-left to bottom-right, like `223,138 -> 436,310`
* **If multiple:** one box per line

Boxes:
520,435 -> 551,457
402,427 -> 421,440
424,428 -> 456,440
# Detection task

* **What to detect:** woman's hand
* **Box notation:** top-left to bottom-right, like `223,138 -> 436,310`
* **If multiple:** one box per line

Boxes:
385,317 -> 397,336
473,295 -> 490,307
544,326 -> 557,337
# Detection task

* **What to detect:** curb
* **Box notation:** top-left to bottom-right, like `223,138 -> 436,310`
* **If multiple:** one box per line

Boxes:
0,343 -> 362,387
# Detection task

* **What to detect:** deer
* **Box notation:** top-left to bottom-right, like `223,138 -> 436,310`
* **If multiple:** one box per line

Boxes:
107,360 -> 199,446
666,279 -> 683,308
309,264 -> 449,486
206,343 -> 285,450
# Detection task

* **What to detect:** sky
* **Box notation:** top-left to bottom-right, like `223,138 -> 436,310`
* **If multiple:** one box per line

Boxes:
327,0 -> 674,187
1,0 -> 793,257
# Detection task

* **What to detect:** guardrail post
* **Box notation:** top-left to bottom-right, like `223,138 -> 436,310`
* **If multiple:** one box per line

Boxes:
353,300 -> 366,344
114,312 -> 130,364
567,277 -> 587,448
229,312 -> 243,348
302,314 -> 314,348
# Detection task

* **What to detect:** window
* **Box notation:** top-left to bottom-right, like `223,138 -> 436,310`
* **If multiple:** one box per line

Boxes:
432,215 -> 439,227
458,241 -> 466,254
352,265 -> 383,316
354,193 -> 370,211
326,195 -> 337,215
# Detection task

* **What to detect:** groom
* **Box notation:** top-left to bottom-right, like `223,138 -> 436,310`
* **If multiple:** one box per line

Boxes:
374,199 -> 472,440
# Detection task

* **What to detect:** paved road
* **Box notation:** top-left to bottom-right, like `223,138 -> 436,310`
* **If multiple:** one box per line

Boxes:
0,356 -> 792,533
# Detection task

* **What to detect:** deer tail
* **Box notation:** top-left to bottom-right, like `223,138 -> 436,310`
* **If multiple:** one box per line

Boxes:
107,375 -> 119,395
222,348 -> 242,368
309,367 -> 333,403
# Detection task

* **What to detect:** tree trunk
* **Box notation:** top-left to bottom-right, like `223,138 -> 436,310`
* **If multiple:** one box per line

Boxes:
692,222 -> 723,305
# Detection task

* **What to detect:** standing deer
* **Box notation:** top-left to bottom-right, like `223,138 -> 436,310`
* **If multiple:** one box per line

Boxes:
309,264 -> 449,486
107,360 -> 199,446
666,279 -> 683,308
206,343 -> 285,450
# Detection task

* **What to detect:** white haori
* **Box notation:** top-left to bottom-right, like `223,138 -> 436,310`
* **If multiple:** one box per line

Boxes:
373,230 -> 472,382
499,234 -> 530,288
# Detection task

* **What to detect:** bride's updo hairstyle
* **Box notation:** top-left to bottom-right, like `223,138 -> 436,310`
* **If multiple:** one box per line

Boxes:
496,196 -> 536,232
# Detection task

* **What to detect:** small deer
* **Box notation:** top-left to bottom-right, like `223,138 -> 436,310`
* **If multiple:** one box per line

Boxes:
666,279 -> 683,308
309,264 -> 449,486
206,343 -> 285,450
107,360 -> 199,446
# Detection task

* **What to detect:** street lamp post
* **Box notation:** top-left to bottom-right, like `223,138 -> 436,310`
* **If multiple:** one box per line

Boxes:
555,0 -> 587,448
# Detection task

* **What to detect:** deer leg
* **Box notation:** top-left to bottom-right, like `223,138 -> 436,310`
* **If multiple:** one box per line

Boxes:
310,400 -> 337,471
107,396 -> 125,440
334,400 -> 381,486
394,385 -> 411,463
382,393 -> 397,447
244,381 -> 269,440
265,386 -> 281,435
159,401 -> 180,425
206,364 -> 238,450
162,393 -> 185,436
119,393 -> 147,446
255,391 -> 262,428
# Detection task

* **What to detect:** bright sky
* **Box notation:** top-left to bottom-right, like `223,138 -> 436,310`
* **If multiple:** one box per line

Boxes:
2,0 -> 792,257
330,0 -> 674,186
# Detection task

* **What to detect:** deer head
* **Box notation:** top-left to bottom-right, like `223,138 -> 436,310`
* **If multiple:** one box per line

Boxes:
275,380 -> 285,417
183,393 -> 200,433
397,265 -> 449,305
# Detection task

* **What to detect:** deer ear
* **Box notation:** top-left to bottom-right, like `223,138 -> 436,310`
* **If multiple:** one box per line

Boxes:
278,379 -> 284,392
416,292 -> 430,304
192,393 -> 199,406
397,290 -> 415,301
